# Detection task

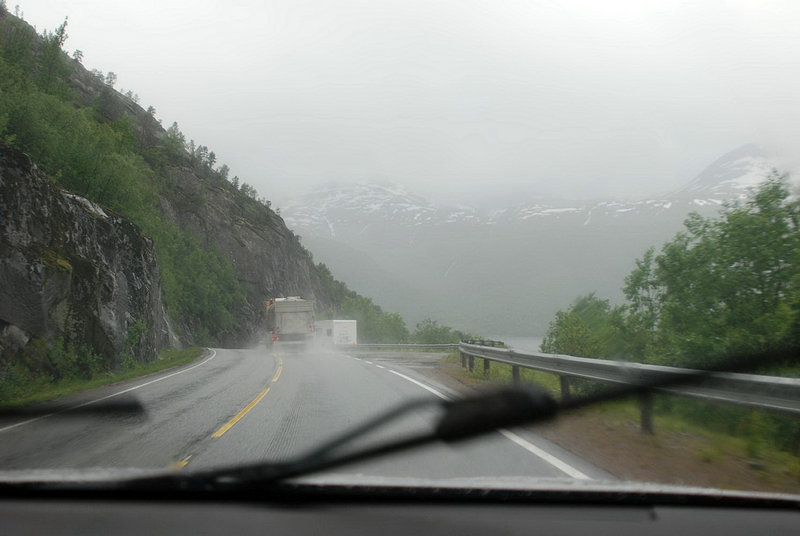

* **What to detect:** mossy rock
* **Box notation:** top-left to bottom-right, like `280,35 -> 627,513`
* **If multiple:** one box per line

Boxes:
40,249 -> 72,272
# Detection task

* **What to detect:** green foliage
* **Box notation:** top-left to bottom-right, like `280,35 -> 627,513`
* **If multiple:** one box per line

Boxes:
0,337 -> 110,401
540,293 -> 632,359
36,16 -> 70,96
541,174 -> 800,454
164,121 -> 186,159
447,353 -> 562,393
544,174 -> 800,368
412,318 -> 462,344
542,300 -> 601,357
0,13 -> 409,363
0,13 -> 33,70
0,15 -> 245,345
316,263 -> 410,343
147,220 -> 244,339
121,321 -> 147,368
1,346 -> 204,407
626,173 -> 800,366
341,295 -> 409,343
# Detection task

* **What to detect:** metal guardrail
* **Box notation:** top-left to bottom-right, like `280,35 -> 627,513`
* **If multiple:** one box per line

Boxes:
458,342 -> 800,433
352,340 -> 800,433
354,343 -> 459,351
462,339 -> 506,348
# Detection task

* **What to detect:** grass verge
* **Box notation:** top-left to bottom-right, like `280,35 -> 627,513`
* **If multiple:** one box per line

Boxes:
0,347 -> 205,409
443,352 -> 561,393
440,352 -> 800,493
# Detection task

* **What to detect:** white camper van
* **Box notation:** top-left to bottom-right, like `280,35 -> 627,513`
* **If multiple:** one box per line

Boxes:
315,319 -> 357,347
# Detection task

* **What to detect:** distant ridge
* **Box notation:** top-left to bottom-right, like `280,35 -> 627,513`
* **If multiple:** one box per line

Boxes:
282,144 -> 785,336
285,144 -> 780,236
672,143 -> 776,201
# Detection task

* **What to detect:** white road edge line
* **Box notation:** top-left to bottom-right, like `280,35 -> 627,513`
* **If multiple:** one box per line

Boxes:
0,349 -> 218,434
388,369 -> 591,480
389,370 -> 451,400
363,360 -> 374,364
499,430 -> 590,480
375,364 -> 385,369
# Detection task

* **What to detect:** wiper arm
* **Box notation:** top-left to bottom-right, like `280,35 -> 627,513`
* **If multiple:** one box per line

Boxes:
211,387 -> 557,487
124,343 -> 800,490
126,386 -> 559,491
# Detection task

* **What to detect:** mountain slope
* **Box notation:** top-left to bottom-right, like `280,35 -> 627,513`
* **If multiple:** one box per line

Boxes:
0,11 -> 388,348
283,144 -> 783,336
672,143 -> 777,201
0,144 -> 170,367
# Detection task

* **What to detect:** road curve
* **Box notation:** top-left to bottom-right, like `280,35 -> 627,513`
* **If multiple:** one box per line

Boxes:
0,346 -> 610,481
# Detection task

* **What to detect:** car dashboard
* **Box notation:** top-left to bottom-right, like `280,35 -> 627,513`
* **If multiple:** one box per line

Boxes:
3,482 -> 799,536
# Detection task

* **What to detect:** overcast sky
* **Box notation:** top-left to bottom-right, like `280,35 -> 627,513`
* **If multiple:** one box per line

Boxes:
18,0 -> 800,206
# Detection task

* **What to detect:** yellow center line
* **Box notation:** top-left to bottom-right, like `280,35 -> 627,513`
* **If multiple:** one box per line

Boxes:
211,355 -> 284,439
169,455 -> 192,469
212,387 -> 270,438
272,357 -> 283,383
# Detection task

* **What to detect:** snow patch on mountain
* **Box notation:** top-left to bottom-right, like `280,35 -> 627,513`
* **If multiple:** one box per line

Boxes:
283,144 -> 782,238
674,144 -> 776,200
283,183 -> 480,238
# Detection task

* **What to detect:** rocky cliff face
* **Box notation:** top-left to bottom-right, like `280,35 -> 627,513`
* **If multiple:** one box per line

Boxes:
58,48 -> 334,345
0,12 -> 339,349
158,164 -> 329,345
0,144 -> 170,363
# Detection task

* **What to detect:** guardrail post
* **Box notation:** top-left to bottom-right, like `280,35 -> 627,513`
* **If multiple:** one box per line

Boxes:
468,355 -> 475,372
638,391 -> 654,435
460,351 -> 466,369
483,358 -> 490,376
559,376 -> 571,402
512,365 -> 520,386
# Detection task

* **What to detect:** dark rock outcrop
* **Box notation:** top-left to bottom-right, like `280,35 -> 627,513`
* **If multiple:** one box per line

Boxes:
54,50 -> 335,346
0,13 -> 337,349
0,144 -> 169,362
158,165 -> 327,346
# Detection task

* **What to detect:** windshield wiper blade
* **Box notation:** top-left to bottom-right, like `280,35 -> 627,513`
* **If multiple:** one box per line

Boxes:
123,386 -> 558,491
224,388 -> 557,486
0,399 -> 146,418
124,343 -> 799,491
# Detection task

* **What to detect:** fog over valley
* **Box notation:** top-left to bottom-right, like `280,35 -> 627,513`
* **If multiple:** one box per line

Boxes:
13,1 -> 800,336
284,144 -> 788,335
4,1 -> 800,498
19,1 -> 800,208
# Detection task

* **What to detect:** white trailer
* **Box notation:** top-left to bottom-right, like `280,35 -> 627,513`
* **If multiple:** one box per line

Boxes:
266,297 -> 315,344
315,319 -> 358,347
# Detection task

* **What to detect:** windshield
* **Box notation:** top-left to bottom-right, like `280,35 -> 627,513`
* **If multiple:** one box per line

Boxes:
1,0 -> 799,497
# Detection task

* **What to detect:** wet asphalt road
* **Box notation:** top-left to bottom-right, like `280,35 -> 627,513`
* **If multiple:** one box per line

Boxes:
0,346 -> 609,481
